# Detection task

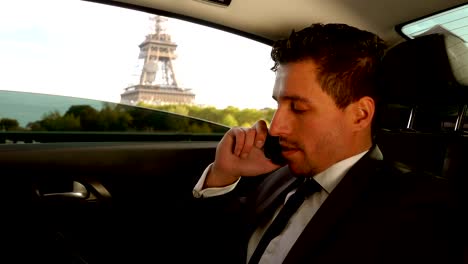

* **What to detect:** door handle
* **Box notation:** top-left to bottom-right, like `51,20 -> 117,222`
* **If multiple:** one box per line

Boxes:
36,181 -> 89,200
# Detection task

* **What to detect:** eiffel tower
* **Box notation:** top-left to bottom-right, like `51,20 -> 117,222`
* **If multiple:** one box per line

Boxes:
120,16 -> 195,106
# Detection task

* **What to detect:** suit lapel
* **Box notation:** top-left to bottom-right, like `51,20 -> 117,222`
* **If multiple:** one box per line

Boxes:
245,166 -> 297,233
284,146 -> 384,264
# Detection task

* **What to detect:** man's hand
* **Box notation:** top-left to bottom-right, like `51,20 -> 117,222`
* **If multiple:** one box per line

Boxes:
204,120 -> 282,188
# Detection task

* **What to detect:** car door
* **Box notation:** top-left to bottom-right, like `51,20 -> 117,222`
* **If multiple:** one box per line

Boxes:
6,92 -> 226,263
0,0 -> 276,262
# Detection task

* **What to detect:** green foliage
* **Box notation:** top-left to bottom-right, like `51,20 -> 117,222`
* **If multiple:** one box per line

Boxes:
0,118 -> 20,131
139,103 -> 276,128
25,103 -> 232,133
221,114 -> 238,127
65,105 -> 100,130
28,111 -> 81,131
20,102 -> 275,133
98,104 -> 133,131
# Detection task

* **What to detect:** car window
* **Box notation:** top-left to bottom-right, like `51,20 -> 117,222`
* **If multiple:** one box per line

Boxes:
0,90 -> 231,143
399,4 -> 468,41
0,0 -> 276,142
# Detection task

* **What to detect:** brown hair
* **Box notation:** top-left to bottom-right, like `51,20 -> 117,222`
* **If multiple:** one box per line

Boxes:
271,23 -> 387,109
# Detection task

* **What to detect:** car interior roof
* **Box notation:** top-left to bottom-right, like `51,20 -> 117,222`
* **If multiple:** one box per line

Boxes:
92,0 -> 467,46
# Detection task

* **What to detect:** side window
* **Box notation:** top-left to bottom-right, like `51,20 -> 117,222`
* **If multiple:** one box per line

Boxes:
0,0 -> 276,141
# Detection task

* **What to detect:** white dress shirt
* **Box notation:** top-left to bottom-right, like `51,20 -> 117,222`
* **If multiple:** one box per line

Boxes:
193,150 -> 369,264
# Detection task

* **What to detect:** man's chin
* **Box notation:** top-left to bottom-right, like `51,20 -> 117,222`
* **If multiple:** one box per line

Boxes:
288,161 -> 311,176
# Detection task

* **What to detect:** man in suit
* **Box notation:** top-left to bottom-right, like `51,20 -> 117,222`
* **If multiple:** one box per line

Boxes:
189,23 -> 460,263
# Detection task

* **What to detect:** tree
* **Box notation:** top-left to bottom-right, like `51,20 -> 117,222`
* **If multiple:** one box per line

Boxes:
0,118 -> 20,131
141,103 -> 276,128
65,105 -> 99,131
221,114 -> 238,127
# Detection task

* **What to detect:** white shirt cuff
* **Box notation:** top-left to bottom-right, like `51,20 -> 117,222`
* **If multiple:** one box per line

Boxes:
192,163 -> 241,198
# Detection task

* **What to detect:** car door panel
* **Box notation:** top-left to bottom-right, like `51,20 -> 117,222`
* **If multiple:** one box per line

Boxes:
4,141 -> 218,263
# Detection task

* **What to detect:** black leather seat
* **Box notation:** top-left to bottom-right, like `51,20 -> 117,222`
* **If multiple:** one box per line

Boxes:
376,32 -> 468,259
376,32 -> 467,179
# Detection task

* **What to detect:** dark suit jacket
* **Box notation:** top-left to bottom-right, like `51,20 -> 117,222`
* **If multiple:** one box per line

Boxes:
188,145 -> 463,264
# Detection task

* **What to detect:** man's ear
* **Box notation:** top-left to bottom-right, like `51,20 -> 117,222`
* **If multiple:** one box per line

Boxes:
350,96 -> 375,131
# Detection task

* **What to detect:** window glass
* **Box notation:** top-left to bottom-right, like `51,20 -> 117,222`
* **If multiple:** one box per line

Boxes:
0,0 -> 276,140
400,4 -> 468,41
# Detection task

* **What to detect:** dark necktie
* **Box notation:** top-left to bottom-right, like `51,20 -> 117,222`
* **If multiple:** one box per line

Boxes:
248,177 -> 321,264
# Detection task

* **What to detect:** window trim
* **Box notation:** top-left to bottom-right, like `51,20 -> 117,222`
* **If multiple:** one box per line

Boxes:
84,0 -> 274,46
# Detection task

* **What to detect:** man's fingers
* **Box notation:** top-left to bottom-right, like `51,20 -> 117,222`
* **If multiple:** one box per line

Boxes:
231,128 -> 246,156
254,120 -> 269,148
240,128 -> 256,158
228,121 -> 269,158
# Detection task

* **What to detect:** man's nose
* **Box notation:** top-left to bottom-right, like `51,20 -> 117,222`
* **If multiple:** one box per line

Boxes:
269,108 -> 290,136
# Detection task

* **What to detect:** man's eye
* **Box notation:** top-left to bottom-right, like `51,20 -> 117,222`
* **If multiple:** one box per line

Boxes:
291,103 -> 306,113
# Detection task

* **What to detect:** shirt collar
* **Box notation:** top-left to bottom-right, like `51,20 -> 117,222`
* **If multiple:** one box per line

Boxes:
313,149 -> 369,194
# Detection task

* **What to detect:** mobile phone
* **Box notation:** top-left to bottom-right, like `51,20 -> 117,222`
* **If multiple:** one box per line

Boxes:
263,133 -> 287,165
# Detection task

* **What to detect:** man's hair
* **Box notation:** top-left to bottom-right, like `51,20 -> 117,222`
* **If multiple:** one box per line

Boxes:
271,23 -> 387,109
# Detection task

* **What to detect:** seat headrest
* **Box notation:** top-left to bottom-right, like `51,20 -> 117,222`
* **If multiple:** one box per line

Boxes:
378,32 -> 468,106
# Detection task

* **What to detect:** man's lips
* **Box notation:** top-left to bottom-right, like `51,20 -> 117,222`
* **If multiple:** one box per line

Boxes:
280,145 -> 300,157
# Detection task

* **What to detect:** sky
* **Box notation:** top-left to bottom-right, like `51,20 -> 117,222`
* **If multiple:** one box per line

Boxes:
0,0 -> 277,110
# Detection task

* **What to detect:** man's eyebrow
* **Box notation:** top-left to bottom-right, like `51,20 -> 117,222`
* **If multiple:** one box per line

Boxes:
273,95 -> 311,103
